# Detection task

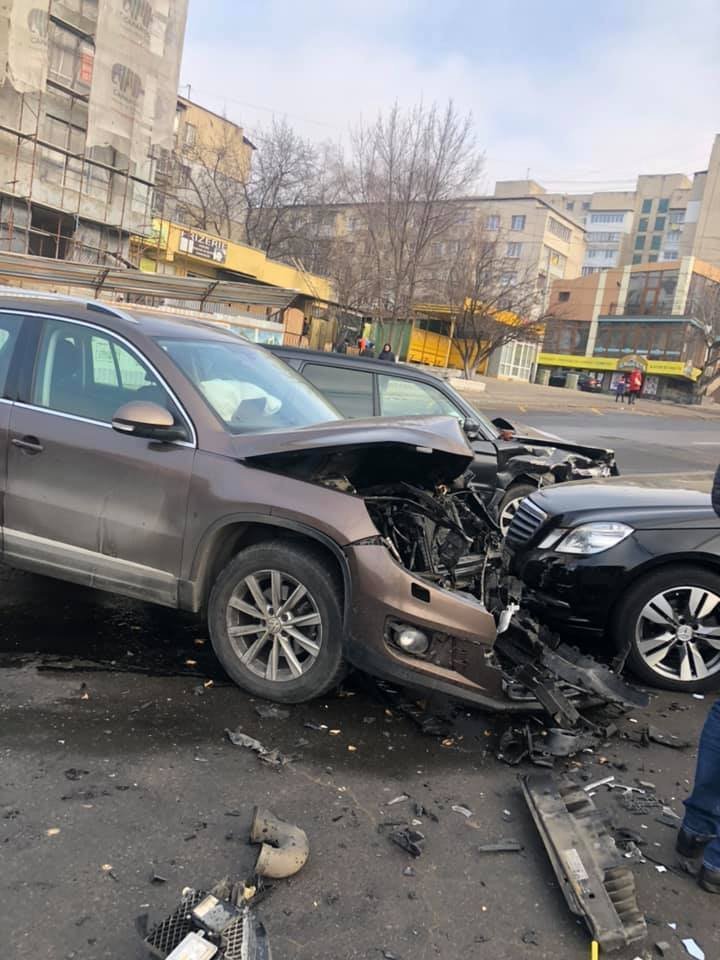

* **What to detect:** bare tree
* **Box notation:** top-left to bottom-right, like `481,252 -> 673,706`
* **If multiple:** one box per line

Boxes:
243,119 -> 340,258
344,101 -> 483,319
166,122 -> 250,242
443,230 -> 545,379
686,277 -> 720,397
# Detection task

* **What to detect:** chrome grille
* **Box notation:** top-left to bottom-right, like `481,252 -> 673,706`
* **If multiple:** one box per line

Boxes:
506,498 -> 548,548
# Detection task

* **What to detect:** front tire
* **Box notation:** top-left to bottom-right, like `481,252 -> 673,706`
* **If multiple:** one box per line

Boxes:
498,482 -> 538,536
612,565 -> 720,692
208,542 -> 345,702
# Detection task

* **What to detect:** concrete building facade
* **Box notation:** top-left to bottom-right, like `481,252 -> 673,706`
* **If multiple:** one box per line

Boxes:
0,0 -> 188,265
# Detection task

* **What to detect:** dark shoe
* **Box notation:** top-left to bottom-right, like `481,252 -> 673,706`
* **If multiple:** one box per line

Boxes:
699,864 -> 720,894
677,828 -> 710,874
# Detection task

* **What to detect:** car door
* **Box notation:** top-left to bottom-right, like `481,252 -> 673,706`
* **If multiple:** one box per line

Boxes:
0,312 -> 26,553
4,315 -> 195,606
376,373 -> 499,495
300,362 -> 375,418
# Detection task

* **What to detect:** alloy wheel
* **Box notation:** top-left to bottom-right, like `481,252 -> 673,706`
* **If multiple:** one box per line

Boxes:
635,585 -> 720,684
226,569 -> 323,682
499,497 -> 522,536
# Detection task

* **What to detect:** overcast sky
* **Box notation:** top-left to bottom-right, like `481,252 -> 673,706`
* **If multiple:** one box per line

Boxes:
180,0 -> 720,193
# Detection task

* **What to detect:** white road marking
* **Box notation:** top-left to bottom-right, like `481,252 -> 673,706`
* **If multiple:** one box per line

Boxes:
691,442 -> 720,446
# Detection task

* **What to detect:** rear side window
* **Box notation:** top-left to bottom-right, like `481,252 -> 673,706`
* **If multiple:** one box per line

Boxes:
0,312 -> 23,397
32,318 -> 179,424
302,363 -> 374,418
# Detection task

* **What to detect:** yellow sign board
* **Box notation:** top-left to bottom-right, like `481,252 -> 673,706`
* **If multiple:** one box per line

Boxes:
538,352 -> 701,381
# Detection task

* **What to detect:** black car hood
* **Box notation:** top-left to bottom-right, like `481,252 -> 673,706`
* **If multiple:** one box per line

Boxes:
531,482 -> 719,530
234,415 -> 475,489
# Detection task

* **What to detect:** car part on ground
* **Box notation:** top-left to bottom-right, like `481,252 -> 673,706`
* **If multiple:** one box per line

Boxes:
522,772 -> 647,952
144,890 -> 272,960
250,807 -> 309,879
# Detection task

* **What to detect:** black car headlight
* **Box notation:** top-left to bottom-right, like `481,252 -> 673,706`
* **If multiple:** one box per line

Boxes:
554,522 -> 634,555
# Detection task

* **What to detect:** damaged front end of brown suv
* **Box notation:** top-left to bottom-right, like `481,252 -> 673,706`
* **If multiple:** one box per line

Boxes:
240,415 -> 645,717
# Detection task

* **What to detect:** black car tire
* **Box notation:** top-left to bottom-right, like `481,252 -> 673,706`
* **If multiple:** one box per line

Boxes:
612,564 -> 720,692
209,542 -> 346,703
499,483 -> 538,535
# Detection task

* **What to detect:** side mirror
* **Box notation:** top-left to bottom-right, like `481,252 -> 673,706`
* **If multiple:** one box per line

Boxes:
463,418 -> 482,439
112,401 -> 188,443
492,416 -> 515,432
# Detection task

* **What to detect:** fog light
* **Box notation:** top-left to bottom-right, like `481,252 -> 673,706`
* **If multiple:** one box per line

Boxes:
396,627 -> 430,654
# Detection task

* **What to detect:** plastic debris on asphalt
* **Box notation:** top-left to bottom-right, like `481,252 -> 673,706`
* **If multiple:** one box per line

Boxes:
682,938 -> 705,960
224,727 -> 291,767
451,804 -> 473,818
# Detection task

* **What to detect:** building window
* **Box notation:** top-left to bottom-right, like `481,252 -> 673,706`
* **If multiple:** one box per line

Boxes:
581,266 -> 598,276
635,235 -> 646,250
654,216 -> 666,232
456,208 -> 472,223
500,271 -> 518,285
604,249 -> 615,260
663,249 -> 679,261
648,254 -> 658,263
667,229 -> 681,243
641,199 -> 653,214
587,249 -> 599,259
511,214 -> 526,231
486,215 -> 500,230
650,235 -> 662,250
625,269 -> 678,315
582,200 -> 591,210
548,217 -> 572,242
506,242 -> 522,258
638,218 -> 648,233
558,291 -> 570,302
587,231 -> 621,242
544,245 -> 567,271
566,201 -> 575,211
183,123 -> 197,148
590,212 -> 625,224
658,198 -> 669,213
669,211 -> 685,225
632,254 -> 642,264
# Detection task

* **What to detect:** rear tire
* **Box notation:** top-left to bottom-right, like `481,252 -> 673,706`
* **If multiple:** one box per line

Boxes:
208,542 -> 346,703
612,565 -> 720,692
498,483 -> 538,536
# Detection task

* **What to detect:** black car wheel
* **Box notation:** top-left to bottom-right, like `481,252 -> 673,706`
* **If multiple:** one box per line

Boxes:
613,565 -> 720,692
498,483 -> 538,536
209,542 -> 346,702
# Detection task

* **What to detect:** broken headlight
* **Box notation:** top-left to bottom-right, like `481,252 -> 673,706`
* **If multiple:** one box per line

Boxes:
555,522 -> 633,555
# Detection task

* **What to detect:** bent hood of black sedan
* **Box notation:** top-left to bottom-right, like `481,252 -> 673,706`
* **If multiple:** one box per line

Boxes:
531,482 -> 719,530
232,415 -> 475,489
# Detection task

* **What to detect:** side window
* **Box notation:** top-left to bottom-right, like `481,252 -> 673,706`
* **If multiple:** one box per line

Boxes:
302,363 -> 374,418
378,375 -> 465,421
0,313 -> 23,397
32,318 -> 178,424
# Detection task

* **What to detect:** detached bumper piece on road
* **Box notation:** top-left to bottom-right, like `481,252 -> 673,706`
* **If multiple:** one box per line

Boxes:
522,773 -> 646,952
144,889 -> 271,960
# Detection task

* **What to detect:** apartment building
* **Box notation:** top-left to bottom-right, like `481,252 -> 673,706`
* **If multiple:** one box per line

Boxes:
538,258 -> 719,403
152,96 -> 255,244
0,0 -> 188,264
543,134 -> 720,274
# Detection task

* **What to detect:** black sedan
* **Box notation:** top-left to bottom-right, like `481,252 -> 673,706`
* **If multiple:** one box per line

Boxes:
270,346 -> 617,532
505,483 -> 720,692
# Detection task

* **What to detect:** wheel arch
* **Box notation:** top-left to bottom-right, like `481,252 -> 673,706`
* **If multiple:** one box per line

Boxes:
180,514 -> 351,620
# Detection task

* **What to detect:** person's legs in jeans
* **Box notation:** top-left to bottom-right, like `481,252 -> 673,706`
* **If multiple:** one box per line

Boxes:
682,699 -> 720,881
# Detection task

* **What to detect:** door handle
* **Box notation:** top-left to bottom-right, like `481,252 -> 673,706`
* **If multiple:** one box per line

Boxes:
12,435 -> 44,454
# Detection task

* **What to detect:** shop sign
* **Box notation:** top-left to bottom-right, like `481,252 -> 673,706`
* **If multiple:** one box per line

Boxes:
179,230 -> 227,264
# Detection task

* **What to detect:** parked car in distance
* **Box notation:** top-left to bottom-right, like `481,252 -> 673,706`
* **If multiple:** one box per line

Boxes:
270,345 -> 618,532
504,482 -> 720,692
548,369 -> 603,393
0,290 -> 513,706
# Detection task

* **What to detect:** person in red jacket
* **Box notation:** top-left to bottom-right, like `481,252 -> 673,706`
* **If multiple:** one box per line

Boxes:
628,368 -> 643,405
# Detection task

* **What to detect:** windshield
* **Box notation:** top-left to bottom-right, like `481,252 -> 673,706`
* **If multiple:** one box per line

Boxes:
158,338 -> 342,434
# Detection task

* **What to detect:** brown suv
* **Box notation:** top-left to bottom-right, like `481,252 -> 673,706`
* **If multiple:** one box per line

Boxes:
0,292 -> 510,705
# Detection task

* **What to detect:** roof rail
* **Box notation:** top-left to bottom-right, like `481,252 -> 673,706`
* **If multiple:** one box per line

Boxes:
0,285 -> 138,323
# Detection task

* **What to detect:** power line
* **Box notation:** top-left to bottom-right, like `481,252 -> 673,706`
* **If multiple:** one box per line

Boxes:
178,84 -> 341,132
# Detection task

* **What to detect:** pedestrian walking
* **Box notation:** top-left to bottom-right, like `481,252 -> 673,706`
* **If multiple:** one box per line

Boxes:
360,340 -> 375,357
614,374 -> 627,403
377,342 -> 396,362
334,336 -> 348,354
628,368 -> 643,405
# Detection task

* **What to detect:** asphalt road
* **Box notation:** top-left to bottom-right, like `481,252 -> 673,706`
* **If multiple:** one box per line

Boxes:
486,408 -> 720,477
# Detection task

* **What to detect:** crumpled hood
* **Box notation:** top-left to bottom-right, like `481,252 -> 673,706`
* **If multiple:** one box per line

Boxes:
232,415 -> 475,489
